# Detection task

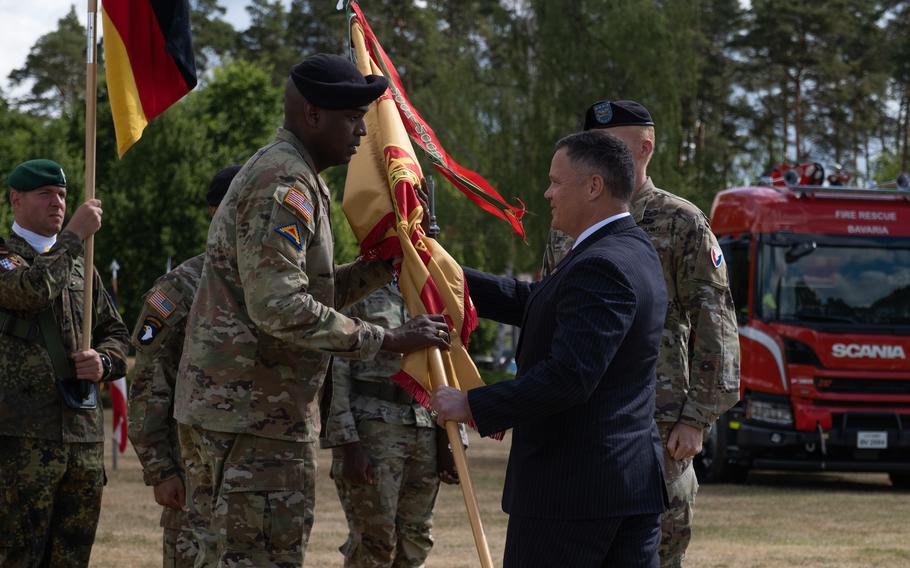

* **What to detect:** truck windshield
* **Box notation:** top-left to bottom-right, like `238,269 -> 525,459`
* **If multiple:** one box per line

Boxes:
757,236 -> 910,328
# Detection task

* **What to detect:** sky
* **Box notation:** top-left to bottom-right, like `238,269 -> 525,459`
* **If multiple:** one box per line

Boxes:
0,0 -> 285,94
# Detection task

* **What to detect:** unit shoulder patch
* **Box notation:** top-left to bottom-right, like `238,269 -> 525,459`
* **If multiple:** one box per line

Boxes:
275,222 -> 304,250
137,315 -> 164,346
710,246 -> 724,269
0,256 -> 22,271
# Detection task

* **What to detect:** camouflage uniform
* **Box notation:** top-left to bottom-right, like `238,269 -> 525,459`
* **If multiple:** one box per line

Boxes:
0,230 -> 130,567
541,178 -> 740,568
128,254 -> 205,568
322,284 -> 443,568
174,128 -> 392,567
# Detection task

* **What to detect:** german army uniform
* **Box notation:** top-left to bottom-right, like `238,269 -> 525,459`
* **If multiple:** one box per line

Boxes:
128,253 -> 205,568
174,127 -> 392,568
0,230 -> 129,567
323,283 -> 457,568
541,178 -> 741,568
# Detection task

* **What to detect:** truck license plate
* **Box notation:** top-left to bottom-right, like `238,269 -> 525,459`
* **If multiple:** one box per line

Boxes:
857,431 -> 888,449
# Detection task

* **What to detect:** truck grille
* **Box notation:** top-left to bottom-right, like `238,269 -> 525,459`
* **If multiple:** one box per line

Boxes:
815,377 -> 910,395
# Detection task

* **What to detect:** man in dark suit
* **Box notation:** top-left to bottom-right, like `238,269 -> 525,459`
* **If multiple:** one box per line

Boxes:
431,130 -> 669,567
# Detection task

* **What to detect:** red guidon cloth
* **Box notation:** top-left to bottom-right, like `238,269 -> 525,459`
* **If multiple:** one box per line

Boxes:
344,6 -> 511,438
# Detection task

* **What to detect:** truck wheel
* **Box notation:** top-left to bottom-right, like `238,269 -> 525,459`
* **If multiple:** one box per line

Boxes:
695,420 -> 748,484
889,473 -> 910,489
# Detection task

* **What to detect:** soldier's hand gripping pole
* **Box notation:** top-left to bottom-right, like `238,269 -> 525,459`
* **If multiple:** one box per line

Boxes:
428,347 -> 493,568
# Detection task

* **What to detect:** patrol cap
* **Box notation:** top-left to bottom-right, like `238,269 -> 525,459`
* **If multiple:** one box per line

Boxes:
290,53 -> 388,109
8,159 -> 67,192
206,165 -> 241,207
583,100 -> 655,131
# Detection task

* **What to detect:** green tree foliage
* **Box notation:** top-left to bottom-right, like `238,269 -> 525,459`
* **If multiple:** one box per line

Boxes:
8,6 -> 84,116
4,0 -> 910,352
191,0 -> 240,74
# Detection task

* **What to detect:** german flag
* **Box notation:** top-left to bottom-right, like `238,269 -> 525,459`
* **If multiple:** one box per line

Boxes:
102,0 -> 197,157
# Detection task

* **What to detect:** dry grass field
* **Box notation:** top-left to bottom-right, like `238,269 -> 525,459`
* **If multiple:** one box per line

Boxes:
90,413 -> 910,568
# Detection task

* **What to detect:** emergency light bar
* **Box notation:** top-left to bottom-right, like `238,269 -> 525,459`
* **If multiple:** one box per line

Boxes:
760,171 -> 910,198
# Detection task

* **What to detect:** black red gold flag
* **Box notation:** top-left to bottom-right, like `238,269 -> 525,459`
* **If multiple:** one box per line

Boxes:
102,0 -> 197,157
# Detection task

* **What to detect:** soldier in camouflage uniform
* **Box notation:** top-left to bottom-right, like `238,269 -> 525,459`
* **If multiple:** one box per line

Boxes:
322,283 -> 463,568
0,159 -> 130,567
173,55 -> 452,568
541,101 -> 740,568
127,165 -> 239,568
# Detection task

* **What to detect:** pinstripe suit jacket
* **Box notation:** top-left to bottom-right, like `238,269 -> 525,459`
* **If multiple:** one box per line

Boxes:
465,215 -> 668,519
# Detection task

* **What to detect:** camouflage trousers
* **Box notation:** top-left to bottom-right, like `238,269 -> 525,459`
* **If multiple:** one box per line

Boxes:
179,425 -> 316,568
161,503 -> 196,568
0,437 -> 104,568
332,420 -> 440,568
658,423 -> 700,568
163,526 -> 197,568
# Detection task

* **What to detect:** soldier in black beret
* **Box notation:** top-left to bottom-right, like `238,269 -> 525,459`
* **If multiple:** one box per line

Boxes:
543,100 -> 742,568
205,164 -> 241,214
175,53 -> 448,568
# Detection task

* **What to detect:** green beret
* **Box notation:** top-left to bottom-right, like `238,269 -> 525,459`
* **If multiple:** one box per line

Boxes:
8,159 -> 67,192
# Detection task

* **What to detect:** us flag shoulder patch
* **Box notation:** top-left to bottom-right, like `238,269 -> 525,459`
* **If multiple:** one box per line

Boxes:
283,187 -> 314,222
148,289 -> 176,318
0,257 -> 18,271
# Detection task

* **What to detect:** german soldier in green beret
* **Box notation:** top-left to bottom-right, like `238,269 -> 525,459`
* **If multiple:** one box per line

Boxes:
0,159 -> 130,566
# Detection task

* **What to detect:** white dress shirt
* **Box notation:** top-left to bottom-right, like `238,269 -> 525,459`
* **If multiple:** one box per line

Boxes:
571,212 -> 631,250
12,222 -> 57,253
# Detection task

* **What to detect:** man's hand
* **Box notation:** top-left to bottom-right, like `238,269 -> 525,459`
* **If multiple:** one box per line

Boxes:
430,386 -> 473,427
64,199 -> 103,240
153,475 -> 186,511
341,442 -> 374,485
382,314 -> 451,354
71,350 -> 103,382
666,422 -> 704,461
436,428 -> 460,485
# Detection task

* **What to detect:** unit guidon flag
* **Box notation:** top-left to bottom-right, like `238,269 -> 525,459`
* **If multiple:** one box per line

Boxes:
102,0 -> 197,157
344,4 -> 520,437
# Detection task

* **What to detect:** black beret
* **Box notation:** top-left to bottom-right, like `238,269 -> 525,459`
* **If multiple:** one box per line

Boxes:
290,53 -> 388,109
583,100 -> 654,131
206,165 -> 241,207
8,159 -> 67,192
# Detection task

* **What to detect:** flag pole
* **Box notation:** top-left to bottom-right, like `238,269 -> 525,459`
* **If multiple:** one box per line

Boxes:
81,0 -> 99,351
428,348 -> 494,568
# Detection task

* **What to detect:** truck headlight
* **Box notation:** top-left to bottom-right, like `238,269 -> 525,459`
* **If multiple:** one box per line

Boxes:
747,397 -> 793,426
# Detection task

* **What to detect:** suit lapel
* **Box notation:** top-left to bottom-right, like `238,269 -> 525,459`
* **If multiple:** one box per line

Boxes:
526,216 -> 636,306
516,216 -> 637,358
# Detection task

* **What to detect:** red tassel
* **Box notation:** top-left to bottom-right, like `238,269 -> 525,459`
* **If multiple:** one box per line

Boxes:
392,370 -> 432,408
461,277 -> 478,347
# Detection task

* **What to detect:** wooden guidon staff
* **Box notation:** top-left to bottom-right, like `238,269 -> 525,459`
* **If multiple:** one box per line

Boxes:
428,348 -> 494,568
81,0 -> 99,350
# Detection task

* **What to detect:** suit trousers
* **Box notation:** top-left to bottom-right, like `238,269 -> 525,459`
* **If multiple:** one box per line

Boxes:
503,513 -> 660,568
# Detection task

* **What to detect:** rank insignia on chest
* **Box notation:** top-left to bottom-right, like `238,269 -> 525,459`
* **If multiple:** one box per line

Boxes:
0,257 -> 20,271
283,187 -> 314,222
148,289 -> 176,318
276,222 -> 303,250
138,315 -> 163,345
710,246 -> 724,269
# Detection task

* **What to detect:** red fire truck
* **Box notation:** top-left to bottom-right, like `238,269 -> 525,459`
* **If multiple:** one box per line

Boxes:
698,169 -> 910,487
